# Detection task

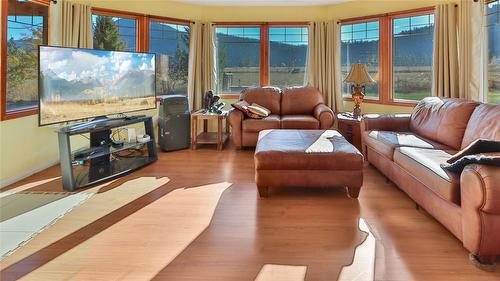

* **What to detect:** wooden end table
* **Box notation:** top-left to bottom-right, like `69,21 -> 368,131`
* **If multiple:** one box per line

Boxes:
191,110 -> 229,150
337,112 -> 362,151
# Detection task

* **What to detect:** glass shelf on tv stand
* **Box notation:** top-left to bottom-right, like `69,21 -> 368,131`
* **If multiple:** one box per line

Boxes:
58,116 -> 157,191
72,140 -> 152,162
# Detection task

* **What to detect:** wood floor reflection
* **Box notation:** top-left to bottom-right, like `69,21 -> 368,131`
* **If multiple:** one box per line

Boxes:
1,144 -> 499,281
20,182 -> 231,280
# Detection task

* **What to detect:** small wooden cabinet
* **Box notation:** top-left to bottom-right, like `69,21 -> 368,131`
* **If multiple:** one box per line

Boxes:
337,113 -> 362,151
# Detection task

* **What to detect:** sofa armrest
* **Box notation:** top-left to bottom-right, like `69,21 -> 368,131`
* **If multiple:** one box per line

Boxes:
360,114 -> 411,132
313,104 -> 334,129
461,164 -> 500,257
228,108 -> 244,148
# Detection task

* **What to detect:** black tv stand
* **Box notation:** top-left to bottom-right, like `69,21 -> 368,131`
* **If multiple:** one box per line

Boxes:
57,116 -> 157,191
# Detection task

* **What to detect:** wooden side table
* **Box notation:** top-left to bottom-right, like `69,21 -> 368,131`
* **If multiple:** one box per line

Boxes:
191,110 -> 229,150
337,112 -> 362,151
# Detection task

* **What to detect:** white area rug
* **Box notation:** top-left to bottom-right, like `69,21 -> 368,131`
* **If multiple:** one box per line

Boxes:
0,177 -> 169,269
0,192 -> 92,258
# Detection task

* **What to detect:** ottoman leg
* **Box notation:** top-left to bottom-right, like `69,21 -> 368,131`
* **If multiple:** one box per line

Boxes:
346,186 -> 361,199
258,186 -> 269,197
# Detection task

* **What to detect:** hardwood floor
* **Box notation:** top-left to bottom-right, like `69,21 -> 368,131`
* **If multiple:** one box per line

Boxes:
1,143 -> 499,281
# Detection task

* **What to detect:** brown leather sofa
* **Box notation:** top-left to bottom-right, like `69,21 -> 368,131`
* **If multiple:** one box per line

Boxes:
228,86 -> 334,148
361,97 -> 500,267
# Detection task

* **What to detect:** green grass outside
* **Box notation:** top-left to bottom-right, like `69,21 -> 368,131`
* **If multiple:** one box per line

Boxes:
393,92 -> 430,102
487,90 -> 500,104
394,91 -> 500,104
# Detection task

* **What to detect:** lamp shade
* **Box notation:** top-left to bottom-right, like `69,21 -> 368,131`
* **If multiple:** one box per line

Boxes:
344,63 -> 375,84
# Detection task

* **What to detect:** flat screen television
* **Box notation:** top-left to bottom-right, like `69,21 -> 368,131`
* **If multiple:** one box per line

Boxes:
38,46 -> 156,126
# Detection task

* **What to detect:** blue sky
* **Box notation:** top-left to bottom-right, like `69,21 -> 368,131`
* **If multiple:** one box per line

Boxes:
40,47 -> 155,83
7,15 -> 44,40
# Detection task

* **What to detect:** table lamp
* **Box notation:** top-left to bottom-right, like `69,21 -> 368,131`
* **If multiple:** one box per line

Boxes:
344,64 -> 375,117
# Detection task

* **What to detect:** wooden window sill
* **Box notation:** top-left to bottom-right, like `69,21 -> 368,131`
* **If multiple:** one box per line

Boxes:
1,108 -> 38,121
219,93 -> 240,99
343,97 -> 417,107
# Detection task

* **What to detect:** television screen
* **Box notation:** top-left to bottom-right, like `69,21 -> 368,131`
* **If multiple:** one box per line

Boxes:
38,46 -> 156,126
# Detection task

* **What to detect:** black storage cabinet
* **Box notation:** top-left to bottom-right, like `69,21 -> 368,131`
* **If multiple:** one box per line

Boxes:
158,95 -> 191,151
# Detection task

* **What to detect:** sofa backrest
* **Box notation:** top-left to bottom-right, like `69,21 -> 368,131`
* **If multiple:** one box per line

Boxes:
461,103 -> 500,148
409,97 -> 479,150
281,87 -> 324,115
240,87 -> 282,115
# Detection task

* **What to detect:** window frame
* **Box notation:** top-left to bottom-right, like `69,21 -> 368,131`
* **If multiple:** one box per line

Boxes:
268,24 -> 309,90
340,17 -> 383,101
1,0 -> 50,121
1,3 -> 194,121
145,15 -> 191,52
485,0 -> 499,104
91,8 -> 146,52
147,16 -> 192,96
214,22 -> 309,97
340,6 -> 435,107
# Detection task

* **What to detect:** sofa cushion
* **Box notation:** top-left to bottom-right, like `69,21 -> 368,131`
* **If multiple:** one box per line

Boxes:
281,87 -> 324,115
409,97 -> 479,150
363,130 -> 452,160
394,147 -> 460,204
281,115 -> 320,129
242,114 -> 281,132
461,103 -> 500,149
240,87 -> 282,115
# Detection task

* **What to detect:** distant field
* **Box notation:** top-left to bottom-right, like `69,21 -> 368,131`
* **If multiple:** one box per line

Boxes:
222,65 -> 500,103
393,92 -> 430,102
40,97 -> 156,125
487,90 -> 500,104
222,67 -> 306,91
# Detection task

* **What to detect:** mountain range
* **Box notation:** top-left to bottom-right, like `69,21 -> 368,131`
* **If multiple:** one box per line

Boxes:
122,23 -> 500,67
40,69 -> 155,102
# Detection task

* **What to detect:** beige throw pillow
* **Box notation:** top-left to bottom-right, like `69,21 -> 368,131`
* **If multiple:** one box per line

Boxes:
247,103 -> 270,117
231,100 -> 263,119
231,100 -> 250,114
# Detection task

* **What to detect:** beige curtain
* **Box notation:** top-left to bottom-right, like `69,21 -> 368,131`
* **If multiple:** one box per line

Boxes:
57,0 -> 93,48
432,4 -> 459,98
458,0 -> 486,101
306,21 -> 343,112
187,22 -> 216,111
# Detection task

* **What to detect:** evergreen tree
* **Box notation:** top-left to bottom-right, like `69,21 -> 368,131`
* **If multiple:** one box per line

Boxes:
164,26 -> 190,94
6,26 -> 41,103
93,16 -> 126,51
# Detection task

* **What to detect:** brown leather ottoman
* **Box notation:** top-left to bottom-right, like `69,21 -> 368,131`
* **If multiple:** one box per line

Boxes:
254,129 -> 364,198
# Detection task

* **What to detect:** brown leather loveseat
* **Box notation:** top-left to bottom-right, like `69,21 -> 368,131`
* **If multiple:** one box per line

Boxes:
361,97 -> 500,267
228,86 -> 334,148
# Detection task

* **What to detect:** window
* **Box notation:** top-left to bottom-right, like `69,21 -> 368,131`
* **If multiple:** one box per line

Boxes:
392,14 -> 434,102
215,24 -> 308,94
341,20 -> 380,99
3,0 -> 48,116
486,0 -> 500,104
269,27 -> 308,88
92,13 -> 138,51
215,27 -> 261,93
149,20 -> 190,95
340,8 -> 434,105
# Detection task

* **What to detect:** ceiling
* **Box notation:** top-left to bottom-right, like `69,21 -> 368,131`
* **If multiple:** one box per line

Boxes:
172,0 -> 350,7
